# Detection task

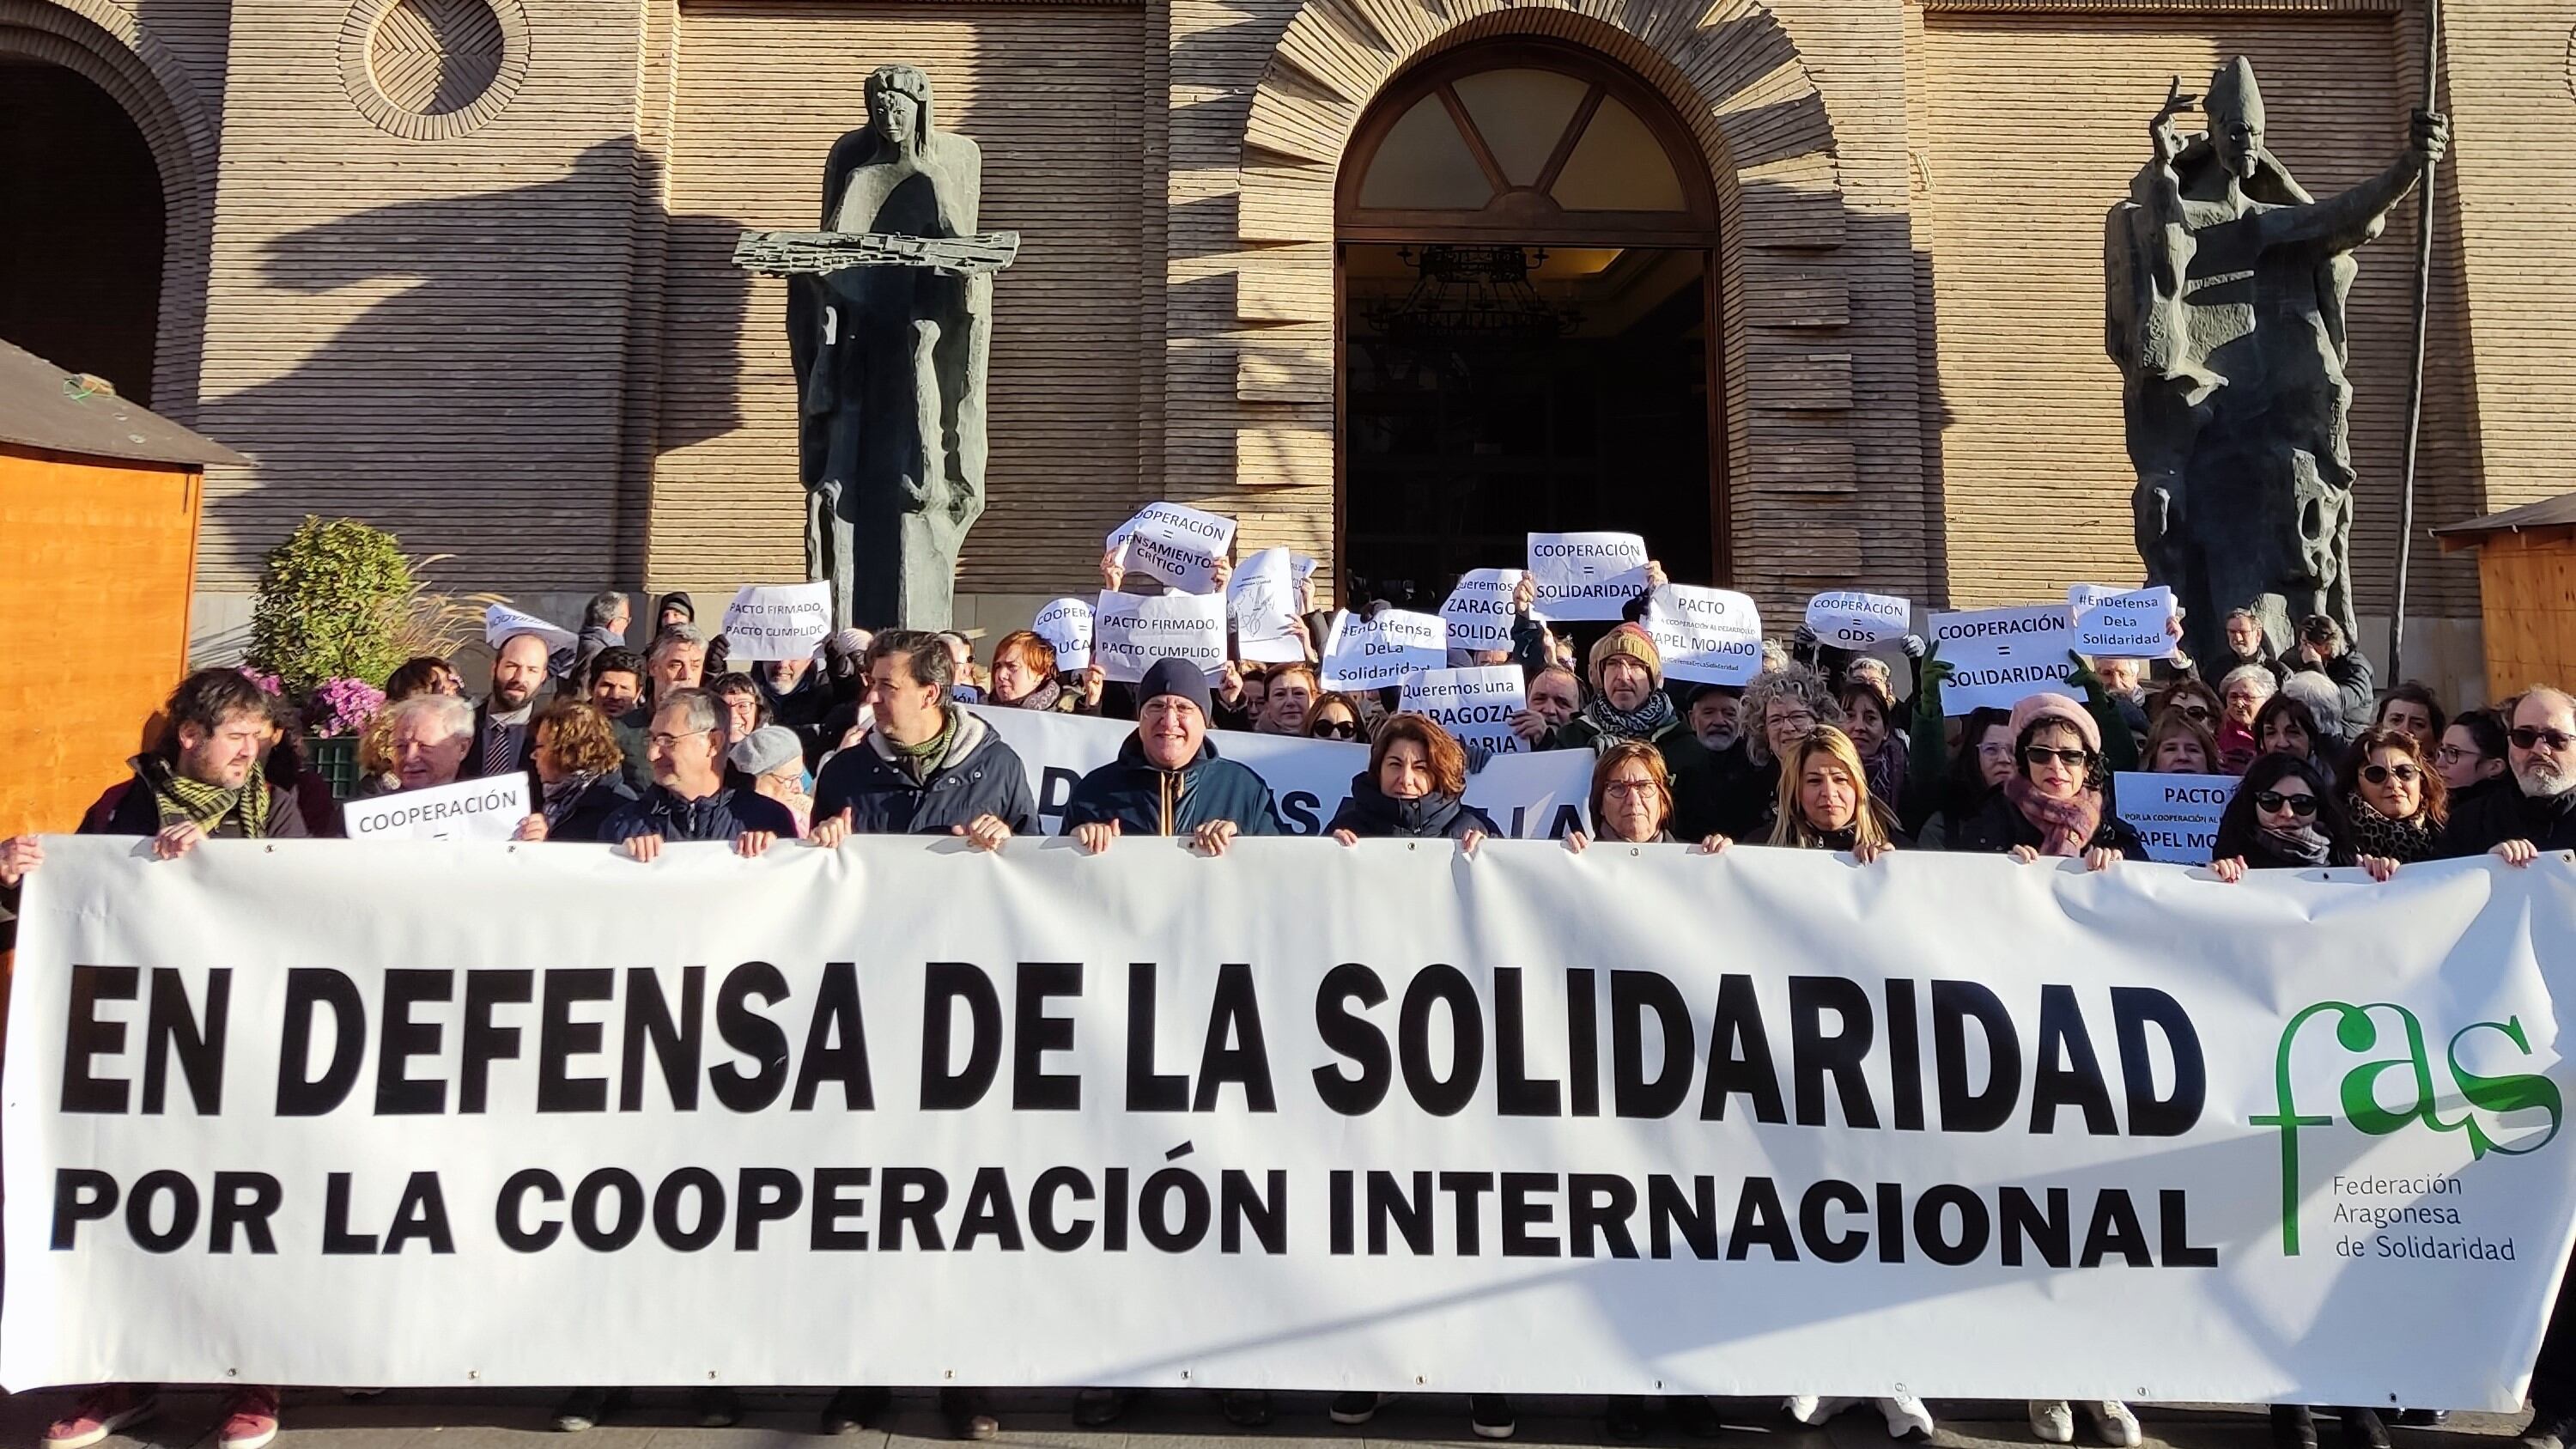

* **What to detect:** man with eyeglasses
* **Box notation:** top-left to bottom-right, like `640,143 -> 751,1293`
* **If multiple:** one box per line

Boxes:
599,686 -> 799,861
2439,687 -> 2576,864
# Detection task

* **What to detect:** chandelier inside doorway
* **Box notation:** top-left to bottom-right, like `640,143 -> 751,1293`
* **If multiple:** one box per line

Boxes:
1361,245 -> 1577,345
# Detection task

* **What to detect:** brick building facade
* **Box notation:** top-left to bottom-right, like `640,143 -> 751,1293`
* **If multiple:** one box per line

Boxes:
9,0 -> 2571,702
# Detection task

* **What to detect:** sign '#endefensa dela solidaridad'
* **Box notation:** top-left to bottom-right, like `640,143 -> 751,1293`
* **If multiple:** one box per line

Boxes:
8,837 -> 2576,1404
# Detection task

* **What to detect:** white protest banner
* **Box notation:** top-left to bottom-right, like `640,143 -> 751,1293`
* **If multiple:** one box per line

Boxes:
1032,598 -> 1094,673
483,604 -> 575,652
1644,584 -> 1762,686
1805,591 -> 1912,648
718,582 -> 833,662
1320,608 -> 1447,691
975,703 -> 1587,840
2115,771 -> 2238,864
1438,569 -> 1528,653
13,837 -> 2576,1405
2070,585 -> 2178,656
1091,590 -> 1226,684
1229,547 -> 1304,665
1109,502 -> 1237,594
1525,532 -> 1649,621
340,774 -> 530,843
1400,666 -> 1528,756
1930,604 -> 2079,714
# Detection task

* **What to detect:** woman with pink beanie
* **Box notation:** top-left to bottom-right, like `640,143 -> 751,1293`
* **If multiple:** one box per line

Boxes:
1943,692 -> 2145,869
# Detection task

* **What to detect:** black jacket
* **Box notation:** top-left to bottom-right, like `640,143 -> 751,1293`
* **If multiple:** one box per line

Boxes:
1325,772 -> 1497,840
2439,781 -> 2576,859
756,662 -> 837,765
811,709 -> 1041,837
80,770 -> 314,839
599,783 -> 798,843
1546,712 -> 1723,840
1062,734 -> 1285,837
543,774 -> 639,843
1944,790 -> 2148,858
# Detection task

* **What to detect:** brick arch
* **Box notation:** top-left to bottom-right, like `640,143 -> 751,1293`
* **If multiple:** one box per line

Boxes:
2,0 -> 218,421
1230,0 -> 1862,604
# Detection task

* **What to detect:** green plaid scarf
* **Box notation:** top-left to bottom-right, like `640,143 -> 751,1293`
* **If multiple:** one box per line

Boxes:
137,754 -> 273,837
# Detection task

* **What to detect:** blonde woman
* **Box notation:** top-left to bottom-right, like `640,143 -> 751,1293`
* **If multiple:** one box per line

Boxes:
1765,724 -> 1902,861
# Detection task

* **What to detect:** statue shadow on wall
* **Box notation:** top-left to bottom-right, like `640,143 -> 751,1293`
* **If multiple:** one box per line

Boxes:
209,137 -> 746,589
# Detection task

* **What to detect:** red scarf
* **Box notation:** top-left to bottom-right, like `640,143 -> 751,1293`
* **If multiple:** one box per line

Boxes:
2003,776 -> 2102,857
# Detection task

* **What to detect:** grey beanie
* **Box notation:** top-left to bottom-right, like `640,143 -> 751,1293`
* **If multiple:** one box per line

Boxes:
728,725 -> 804,779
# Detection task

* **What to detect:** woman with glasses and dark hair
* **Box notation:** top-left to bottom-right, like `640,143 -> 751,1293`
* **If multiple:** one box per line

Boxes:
2208,753 -> 2399,882
2338,726 -> 2446,863
1941,694 -> 2142,872
2435,708 -> 2511,810
1304,691 -> 1364,741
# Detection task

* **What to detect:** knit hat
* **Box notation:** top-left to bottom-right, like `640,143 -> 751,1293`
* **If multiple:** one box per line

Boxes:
1138,657 -> 1213,720
656,591 -> 696,624
728,725 -> 803,779
1589,623 -> 1662,688
2008,691 -> 2102,755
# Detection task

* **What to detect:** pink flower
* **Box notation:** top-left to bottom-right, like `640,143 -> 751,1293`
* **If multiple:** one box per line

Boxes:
306,677 -> 387,739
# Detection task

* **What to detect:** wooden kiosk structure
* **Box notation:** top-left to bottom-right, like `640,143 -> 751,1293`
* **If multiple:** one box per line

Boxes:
0,338 -> 243,835
2436,492 -> 2576,703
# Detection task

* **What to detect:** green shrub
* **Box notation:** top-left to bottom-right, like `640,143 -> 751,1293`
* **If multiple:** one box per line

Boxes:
246,517 -> 416,691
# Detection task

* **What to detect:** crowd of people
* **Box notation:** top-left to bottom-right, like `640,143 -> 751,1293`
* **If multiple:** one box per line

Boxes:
3,572 -> 2573,1449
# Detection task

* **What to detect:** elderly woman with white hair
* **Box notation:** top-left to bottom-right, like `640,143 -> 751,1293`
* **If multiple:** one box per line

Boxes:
2215,663 -> 2278,774
365,692 -> 547,839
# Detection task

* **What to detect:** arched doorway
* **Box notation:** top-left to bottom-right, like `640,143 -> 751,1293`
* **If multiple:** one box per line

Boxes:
0,57 -> 165,404
1337,39 -> 1723,609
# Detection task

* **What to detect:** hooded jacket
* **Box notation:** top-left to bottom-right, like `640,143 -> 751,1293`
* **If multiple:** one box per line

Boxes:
1325,771 -> 1497,841
811,707 -> 1040,837
1062,732 -> 1284,837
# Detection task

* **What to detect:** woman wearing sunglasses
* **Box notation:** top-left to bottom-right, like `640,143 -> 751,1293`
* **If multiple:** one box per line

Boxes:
2339,727 -> 2447,863
1303,691 -> 1364,741
2208,754 -> 2399,882
1944,694 -> 2144,872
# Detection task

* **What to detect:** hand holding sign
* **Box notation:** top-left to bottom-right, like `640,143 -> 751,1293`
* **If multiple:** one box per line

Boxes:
1928,605 -> 2079,714
1230,548 -> 1304,664
1439,569 -> 1530,654
720,582 -> 833,661
1034,598 -> 1094,673
2069,585 -> 2178,655
484,605 -> 575,652
1092,591 -> 1227,683
1401,666 -> 1528,756
1108,502 -> 1237,595
1644,584 -> 1762,686
1320,609 -> 1446,691
1525,533 -> 1648,622
1805,591 -> 1911,648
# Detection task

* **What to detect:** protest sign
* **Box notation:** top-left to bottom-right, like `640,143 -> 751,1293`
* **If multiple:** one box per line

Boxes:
341,774 -> 530,843
1930,605 -> 2079,714
977,703 -> 1587,840
1229,547 -> 1304,665
2114,771 -> 2238,864
1400,666 -> 1528,756
1032,598 -> 1094,673
1091,590 -> 1226,684
1805,591 -> 1911,648
2070,585 -> 2178,655
483,604 -> 574,652
1109,502 -> 1236,594
1438,569 -> 1528,653
13,836 -> 2576,1406
1320,609 -> 1446,691
1525,533 -> 1648,621
719,582 -> 833,661
1643,584 -> 1762,686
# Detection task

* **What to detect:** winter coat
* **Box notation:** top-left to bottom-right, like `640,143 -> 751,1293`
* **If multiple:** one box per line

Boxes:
810,709 -> 1042,837
543,774 -> 639,843
1325,772 -> 1497,840
1062,733 -> 1284,837
2440,780 -> 2576,859
1942,789 -> 2147,859
81,769 -> 314,839
467,697 -> 546,797
599,783 -> 799,843
1547,713 -> 1723,840
756,662 -> 836,765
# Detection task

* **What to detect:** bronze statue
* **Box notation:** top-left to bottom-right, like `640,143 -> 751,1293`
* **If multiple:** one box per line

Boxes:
741,64 -> 1016,631
2107,59 -> 2446,668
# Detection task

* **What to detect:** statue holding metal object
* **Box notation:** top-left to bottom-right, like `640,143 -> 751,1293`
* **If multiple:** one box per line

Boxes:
742,64 -> 1018,631
2106,59 -> 2445,670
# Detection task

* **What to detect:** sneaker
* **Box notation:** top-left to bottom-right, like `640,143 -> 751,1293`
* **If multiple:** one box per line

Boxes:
2274,1404 -> 2319,1449
1471,1395 -> 1516,1440
219,1386 -> 282,1449
2529,1413 -> 2576,1449
821,1386 -> 888,1435
1330,1393 -> 1386,1426
941,1388 -> 999,1441
2031,1400 -> 2076,1444
1879,1394 -> 1935,1441
1072,1388 -> 1136,1428
2341,1408 -> 2390,1449
694,1387 -> 740,1429
1219,1391 -> 1273,1428
46,1385 -> 161,1449
2083,1401 -> 2142,1448
553,1387 -> 620,1434
1788,1397 -> 1856,1428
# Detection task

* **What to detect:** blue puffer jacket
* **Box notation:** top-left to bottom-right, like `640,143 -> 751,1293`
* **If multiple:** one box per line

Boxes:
811,708 -> 1041,837
1061,733 -> 1284,837
600,783 -> 799,843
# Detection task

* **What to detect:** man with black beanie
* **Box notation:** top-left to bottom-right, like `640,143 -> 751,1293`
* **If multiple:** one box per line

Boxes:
1062,657 -> 1282,855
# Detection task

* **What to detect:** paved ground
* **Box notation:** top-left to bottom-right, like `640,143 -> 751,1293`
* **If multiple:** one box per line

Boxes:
0,1391 -> 2534,1449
